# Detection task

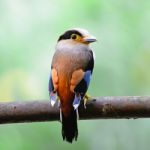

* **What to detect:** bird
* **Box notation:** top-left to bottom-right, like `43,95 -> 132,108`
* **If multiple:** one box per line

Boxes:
48,28 -> 96,143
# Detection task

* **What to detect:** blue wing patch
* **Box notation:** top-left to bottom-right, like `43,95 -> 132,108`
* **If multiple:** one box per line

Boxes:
49,71 -> 57,107
73,94 -> 81,110
49,75 -> 54,93
73,70 -> 92,109
83,70 -> 91,88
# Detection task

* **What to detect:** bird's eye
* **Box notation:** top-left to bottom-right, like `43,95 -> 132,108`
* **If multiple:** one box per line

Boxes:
71,34 -> 77,40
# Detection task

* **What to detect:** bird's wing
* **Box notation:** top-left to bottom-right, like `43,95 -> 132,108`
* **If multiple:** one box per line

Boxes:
49,68 -> 58,106
74,70 -> 92,94
70,50 -> 94,109
49,72 -> 54,93
49,68 -> 58,92
70,50 -> 94,94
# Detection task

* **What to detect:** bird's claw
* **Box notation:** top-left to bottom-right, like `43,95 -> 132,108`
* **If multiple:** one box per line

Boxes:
83,94 -> 91,109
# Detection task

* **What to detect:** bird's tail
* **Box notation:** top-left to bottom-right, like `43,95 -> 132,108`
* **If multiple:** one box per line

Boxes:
61,109 -> 78,143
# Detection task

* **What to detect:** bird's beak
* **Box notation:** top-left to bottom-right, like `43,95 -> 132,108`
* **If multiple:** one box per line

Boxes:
82,35 -> 97,43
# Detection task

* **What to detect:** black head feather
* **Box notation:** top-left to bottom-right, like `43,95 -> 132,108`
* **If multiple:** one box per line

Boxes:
58,30 -> 82,42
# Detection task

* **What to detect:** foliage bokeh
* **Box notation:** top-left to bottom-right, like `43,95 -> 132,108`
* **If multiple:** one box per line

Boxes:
0,0 -> 150,149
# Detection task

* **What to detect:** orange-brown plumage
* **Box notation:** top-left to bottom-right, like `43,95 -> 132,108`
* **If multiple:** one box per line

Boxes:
51,69 -> 58,90
70,69 -> 84,92
57,73 -> 74,117
51,55 -> 80,142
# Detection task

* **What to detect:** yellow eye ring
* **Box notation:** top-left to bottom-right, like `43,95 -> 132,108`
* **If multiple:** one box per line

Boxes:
71,34 -> 77,40
71,34 -> 82,42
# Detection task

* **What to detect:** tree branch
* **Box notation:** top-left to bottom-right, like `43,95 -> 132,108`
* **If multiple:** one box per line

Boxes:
0,96 -> 150,124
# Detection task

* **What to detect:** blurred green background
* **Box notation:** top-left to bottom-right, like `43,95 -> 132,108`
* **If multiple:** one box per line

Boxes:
0,0 -> 150,149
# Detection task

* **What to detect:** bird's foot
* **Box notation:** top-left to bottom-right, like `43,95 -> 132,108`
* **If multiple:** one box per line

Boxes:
50,91 -> 57,107
73,93 -> 81,110
83,94 -> 91,109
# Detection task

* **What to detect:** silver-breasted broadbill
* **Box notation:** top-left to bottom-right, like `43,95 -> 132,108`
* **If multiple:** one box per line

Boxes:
48,28 -> 96,143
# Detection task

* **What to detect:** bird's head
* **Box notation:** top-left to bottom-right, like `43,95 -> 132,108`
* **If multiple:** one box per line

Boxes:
56,28 -> 96,51
57,28 -> 96,45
